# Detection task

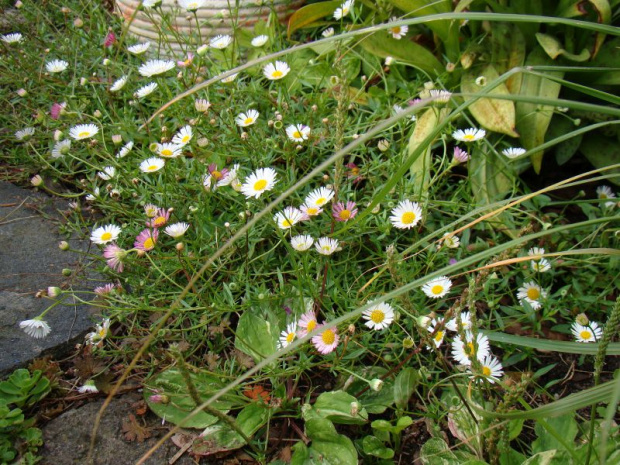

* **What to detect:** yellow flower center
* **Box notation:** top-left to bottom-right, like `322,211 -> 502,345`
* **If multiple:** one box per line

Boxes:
307,207 -> 319,215
463,134 -> 475,141
321,329 -> 335,345
153,216 -> 166,227
600,194 -> 608,199
466,342 -> 475,355
307,320 -> 317,332
434,331 -> 444,343
339,210 -> 351,220
527,288 -> 540,300
272,70 -> 283,78
286,332 -> 295,343
98,328 -> 107,339
370,310 -> 385,324
148,165 -> 158,171
316,197 -> 327,206
182,135 -> 190,143
431,285 -> 444,295
143,238 -> 155,249
482,366 -> 491,377
212,170 -> 222,180
580,330 -> 592,340
322,245 -> 331,252
293,131 -> 302,139
281,219 -> 293,228
78,131 -> 90,138
392,26 -> 401,34
254,179 -> 267,191
244,117 -> 253,125
101,232 -> 112,241
402,212 -> 416,224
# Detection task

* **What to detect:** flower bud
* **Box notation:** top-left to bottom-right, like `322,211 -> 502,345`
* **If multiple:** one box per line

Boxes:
576,313 -> 589,326
94,110 -> 102,118
368,379 -> 383,392
112,134 -> 123,145
377,139 -> 390,152
80,77 -> 88,85
175,242 -> 184,251
74,18 -> 84,28
197,44 -> 208,55
349,401 -> 360,416
403,336 -> 414,349
31,175 -> 43,187
62,268 -> 72,276
47,286 -> 61,298
17,88 -> 27,97
59,241 -> 70,250
384,56 -> 394,66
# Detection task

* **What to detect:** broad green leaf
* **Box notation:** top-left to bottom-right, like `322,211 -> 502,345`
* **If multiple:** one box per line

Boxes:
234,311 -> 277,363
358,32 -> 443,76
499,448 -> 527,465
515,47 -> 564,173
407,108 -> 449,199
297,417 -> 359,465
362,435 -> 395,459
579,134 -> 620,186
386,0 -> 452,42
461,65 -> 518,137
532,414 -> 578,455
521,450 -> 572,465
144,369 -> 236,428
311,390 -> 368,425
394,416 -> 413,434
490,23 -> 526,94
581,37 -> 620,85
287,1 -> 341,38
393,368 -> 418,411
545,117 -> 582,166
535,33 -> 590,61
469,145 -> 517,237
419,437 -> 460,465
446,395 -> 483,456
192,402 -> 268,456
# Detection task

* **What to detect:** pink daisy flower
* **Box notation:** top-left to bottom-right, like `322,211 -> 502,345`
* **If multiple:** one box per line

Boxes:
177,53 -> 194,68
103,243 -> 127,273
297,309 -> 319,338
50,102 -> 66,120
94,283 -> 119,296
104,31 -> 116,48
147,208 -> 170,228
332,201 -> 358,222
311,324 -> 339,354
134,229 -> 158,251
453,146 -> 469,163
208,163 -> 229,183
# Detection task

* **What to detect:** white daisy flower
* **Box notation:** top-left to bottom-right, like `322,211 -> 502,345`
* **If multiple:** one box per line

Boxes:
571,321 -> 603,343
209,34 -> 232,49
110,75 -> 128,92
362,302 -> 395,330
516,281 -> 546,310
422,276 -> 452,299
596,185 -> 616,208
97,166 -> 116,180
139,59 -> 175,77
429,89 -> 452,103
451,332 -> 490,366
291,235 -> 314,251
52,139 -> 71,158
194,99 -> 211,112
171,125 -> 193,146
263,61 -> 290,80
532,258 -> 551,273
470,354 -> 504,384
251,35 -> 268,47
140,157 -> 165,173
452,128 -> 486,142
164,222 -> 190,238
142,0 -> 162,6
116,141 -> 134,159
315,237 -> 339,255
69,124 -> 99,140
78,380 -> 99,394
392,104 -> 417,122
439,232 -> 460,249
274,207 -> 304,229
1,33 -> 23,44
446,311 -> 472,332
388,17 -> 408,39
156,142 -> 183,158
333,0 -> 354,20
85,187 -> 100,201
502,147 -> 526,159
305,187 -> 335,208
90,224 -> 122,244
390,200 -> 422,229
236,109 -> 259,127
240,167 -> 277,199
217,163 -> 240,188
15,127 -> 35,141
286,124 -> 311,142
46,59 -> 68,73
127,42 -> 150,54
427,318 -> 445,348
179,0 -> 207,11
19,319 -> 51,339
86,318 -> 111,345
134,82 -> 157,98
322,27 -> 334,38
278,322 -> 297,349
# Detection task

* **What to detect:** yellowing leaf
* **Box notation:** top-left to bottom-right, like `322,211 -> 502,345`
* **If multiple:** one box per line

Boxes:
461,65 -> 519,137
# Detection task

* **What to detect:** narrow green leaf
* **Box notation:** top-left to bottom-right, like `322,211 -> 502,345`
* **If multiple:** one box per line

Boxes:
485,331 -> 620,355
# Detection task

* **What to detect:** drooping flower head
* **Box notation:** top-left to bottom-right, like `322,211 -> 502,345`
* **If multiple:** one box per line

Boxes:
502,147 -> 526,159
139,59 -> 175,77
19,318 -> 51,339
86,318 -> 111,346
427,318 -> 445,348
596,185 -> 617,209
103,243 -> 127,273
104,31 -> 116,48
453,146 -> 469,163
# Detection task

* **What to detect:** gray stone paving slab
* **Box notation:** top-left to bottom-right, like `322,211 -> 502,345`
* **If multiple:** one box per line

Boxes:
0,181 -> 101,376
